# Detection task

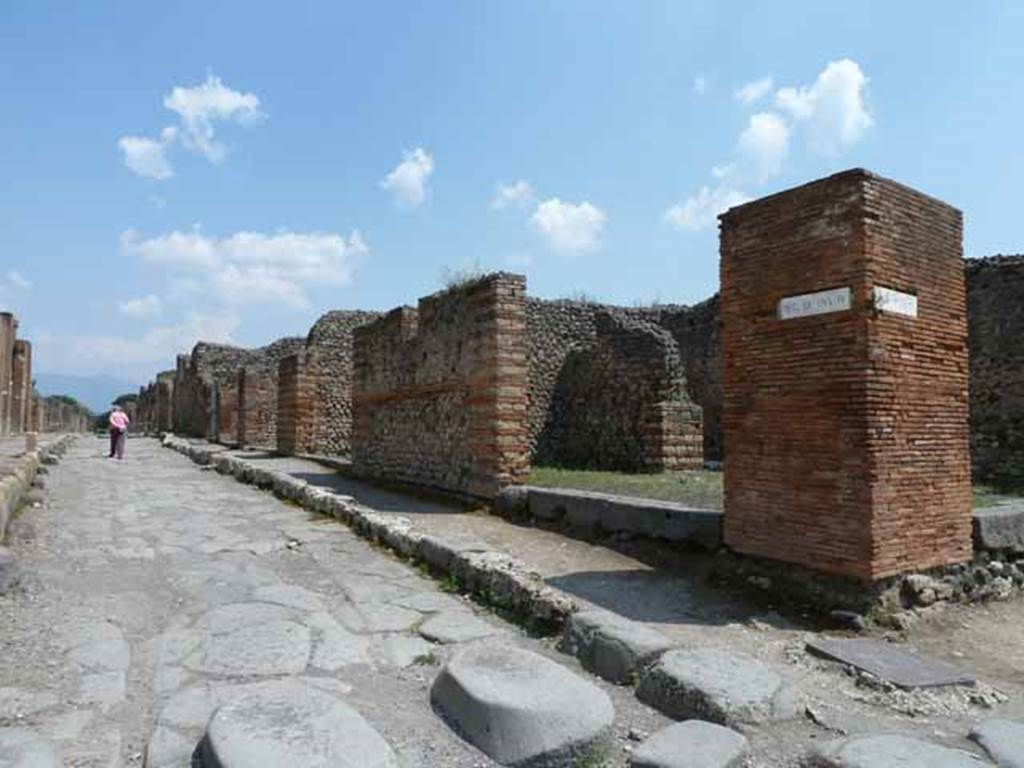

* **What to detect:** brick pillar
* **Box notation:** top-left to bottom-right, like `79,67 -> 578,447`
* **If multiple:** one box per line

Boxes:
720,169 -> 971,582
0,313 -> 15,436
11,340 -> 31,434
277,353 -> 312,456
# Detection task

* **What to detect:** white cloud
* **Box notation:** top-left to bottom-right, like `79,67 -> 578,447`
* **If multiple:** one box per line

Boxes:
664,185 -> 749,231
775,59 -> 873,156
7,270 -> 31,290
118,126 -> 178,180
666,59 -> 872,232
121,227 -> 367,310
164,74 -> 263,163
734,77 -> 774,106
118,294 -> 163,318
530,198 -> 606,254
381,148 -> 434,207
491,180 -> 535,210
736,112 -> 790,183
693,75 -> 708,95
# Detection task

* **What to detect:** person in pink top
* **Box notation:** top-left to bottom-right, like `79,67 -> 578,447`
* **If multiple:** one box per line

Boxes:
108,405 -> 130,460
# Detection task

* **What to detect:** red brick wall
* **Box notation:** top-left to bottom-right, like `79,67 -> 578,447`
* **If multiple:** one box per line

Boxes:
721,169 -> 971,582
352,273 -> 530,498
277,353 -> 314,455
217,382 -> 239,445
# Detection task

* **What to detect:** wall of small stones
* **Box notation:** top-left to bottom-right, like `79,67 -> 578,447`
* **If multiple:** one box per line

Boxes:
352,273 -> 530,498
539,311 -> 702,471
966,255 -> 1024,487
526,299 -> 711,468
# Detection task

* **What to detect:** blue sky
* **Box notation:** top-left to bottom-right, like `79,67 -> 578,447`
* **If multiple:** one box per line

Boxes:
2,1 -> 1022,387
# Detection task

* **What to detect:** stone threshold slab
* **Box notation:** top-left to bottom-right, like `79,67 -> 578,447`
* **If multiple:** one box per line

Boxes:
806,636 -> 975,689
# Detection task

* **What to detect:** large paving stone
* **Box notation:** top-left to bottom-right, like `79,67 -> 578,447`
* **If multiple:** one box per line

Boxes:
184,621 -> 311,676
562,609 -> 674,684
197,680 -> 397,768
431,644 -> 614,767
970,718 -> 1024,767
806,734 -> 989,767
0,727 -> 61,767
630,720 -> 748,768
636,649 -> 801,726
418,611 -> 505,644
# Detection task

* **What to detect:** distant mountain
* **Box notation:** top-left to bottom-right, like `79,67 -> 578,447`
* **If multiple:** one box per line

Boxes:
34,373 -> 141,414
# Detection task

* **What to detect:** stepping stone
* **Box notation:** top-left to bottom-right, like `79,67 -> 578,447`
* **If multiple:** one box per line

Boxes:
808,734 -> 989,767
630,721 -> 748,768
636,649 -> 801,727
196,680 -> 397,768
0,727 -> 61,767
562,609 -> 674,684
970,718 -> 1024,767
806,637 -> 975,689
431,644 -> 614,767
418,611 -> 504,644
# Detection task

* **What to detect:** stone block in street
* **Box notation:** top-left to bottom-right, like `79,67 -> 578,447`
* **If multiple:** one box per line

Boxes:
970,718 -> 1024,768
629,720 -> 748,768
806,734 -> 990,767
431,644 -> 615,767
636,649 -> 801,726
973,505 -> 1024,553
197,680 -> 398,768
562,609 -> 674,684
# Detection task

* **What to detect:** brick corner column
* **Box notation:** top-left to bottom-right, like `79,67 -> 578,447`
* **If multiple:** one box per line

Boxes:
720,168 -> 971,582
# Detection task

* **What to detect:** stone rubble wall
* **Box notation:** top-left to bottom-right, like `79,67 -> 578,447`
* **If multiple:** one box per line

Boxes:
526,298 -> 713,467
537,311 -> 702,471
352,273 -> 530,498
966,255 -> 1024,487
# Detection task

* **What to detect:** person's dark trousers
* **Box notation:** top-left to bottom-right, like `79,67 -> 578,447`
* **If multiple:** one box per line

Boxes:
108,428 -> 117,458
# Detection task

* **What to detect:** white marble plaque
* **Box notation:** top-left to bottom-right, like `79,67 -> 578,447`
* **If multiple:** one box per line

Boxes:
873,286 -> 918,318
778,287 -> 852,320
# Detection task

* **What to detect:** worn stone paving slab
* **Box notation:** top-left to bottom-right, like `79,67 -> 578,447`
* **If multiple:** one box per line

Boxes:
807,734 -> 990,767
629,720 -> 748,768
806,637 -> 976,689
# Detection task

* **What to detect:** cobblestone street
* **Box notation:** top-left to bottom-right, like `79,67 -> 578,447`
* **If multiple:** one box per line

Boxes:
0,437 -> 667,766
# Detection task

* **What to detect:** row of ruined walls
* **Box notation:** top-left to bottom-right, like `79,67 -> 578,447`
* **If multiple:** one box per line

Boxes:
137,255 -> 1024,490
0,312 -> 80,435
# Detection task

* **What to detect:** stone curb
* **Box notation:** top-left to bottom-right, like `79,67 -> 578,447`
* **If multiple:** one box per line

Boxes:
161,435 -> 577,631
0,435 -> 75,541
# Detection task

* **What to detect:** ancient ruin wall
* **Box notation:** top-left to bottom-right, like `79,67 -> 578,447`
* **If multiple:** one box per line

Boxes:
721,169 -> 971,582
0,313 -> 15,435
276,353 -> 315,456
527,298 -> 717,466
235,337 -> 305,449
11,340 -> 31,435
217,381 -> 239,445
966,255 -> 1024,487
352,273 -> 529,498
302,311 -> 381,456
537,311 -> 702,471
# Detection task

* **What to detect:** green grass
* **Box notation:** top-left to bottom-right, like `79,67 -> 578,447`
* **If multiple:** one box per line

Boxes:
529,467 -> 1023,511
973,483 -> 1023,509
527,466 -> 724,509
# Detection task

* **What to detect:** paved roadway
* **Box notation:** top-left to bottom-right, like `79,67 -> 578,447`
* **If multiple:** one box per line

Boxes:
0,436 -> 665,767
